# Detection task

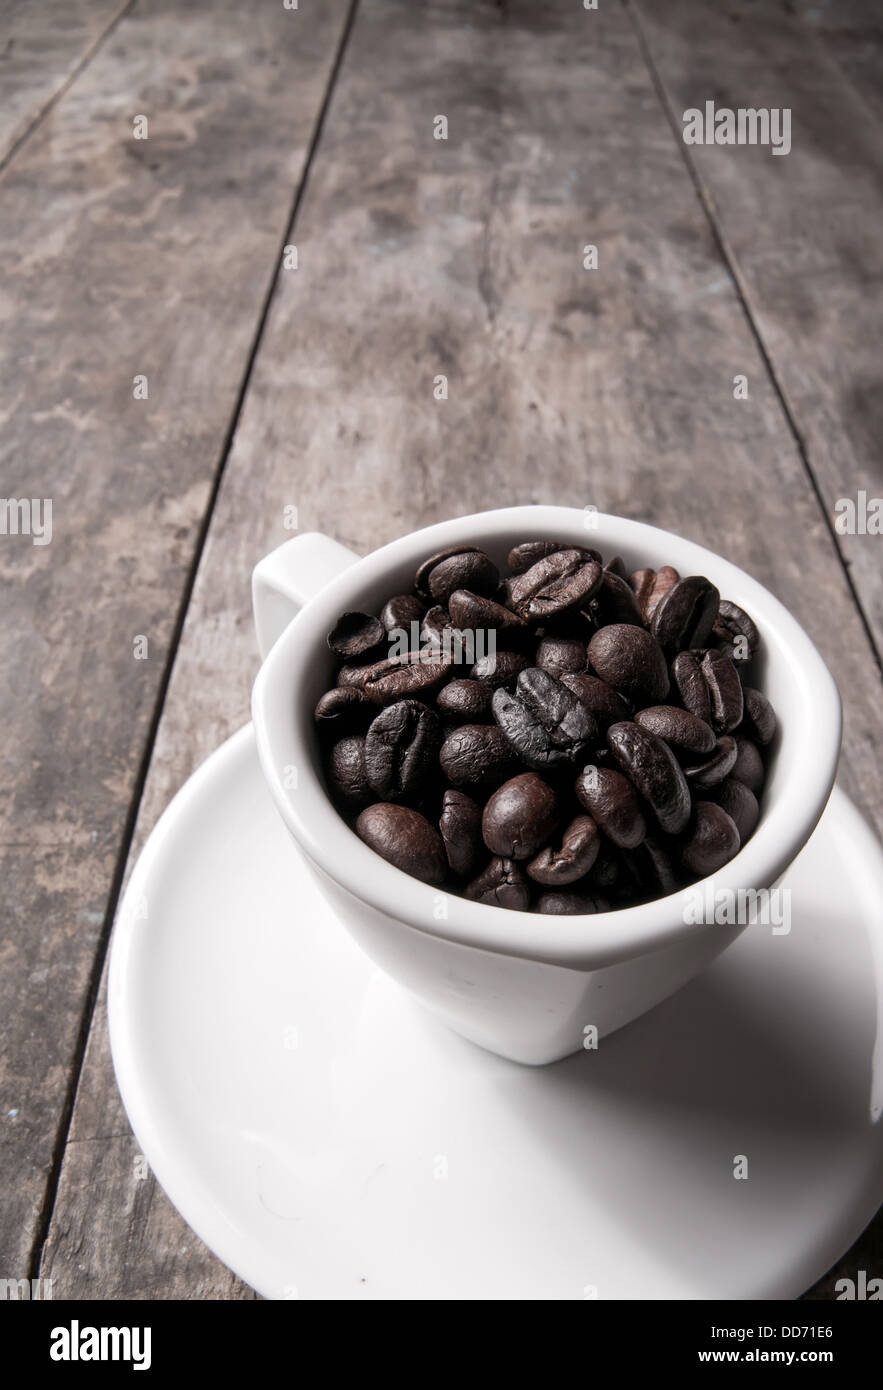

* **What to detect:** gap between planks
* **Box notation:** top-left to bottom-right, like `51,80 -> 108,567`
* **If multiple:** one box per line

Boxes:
29,0 -> 363,1283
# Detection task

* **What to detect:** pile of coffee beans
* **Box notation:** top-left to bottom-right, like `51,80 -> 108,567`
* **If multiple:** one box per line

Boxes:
313,541 -> 776,914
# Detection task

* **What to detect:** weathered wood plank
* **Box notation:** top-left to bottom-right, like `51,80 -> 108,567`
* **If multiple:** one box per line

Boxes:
629,0 -> 883,659
44,0 -> 881,1296
0,0 -> 134,168
0,0 -> 351,1284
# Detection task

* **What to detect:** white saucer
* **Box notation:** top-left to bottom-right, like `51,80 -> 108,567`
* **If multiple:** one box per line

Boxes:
109,725 -> 883,1300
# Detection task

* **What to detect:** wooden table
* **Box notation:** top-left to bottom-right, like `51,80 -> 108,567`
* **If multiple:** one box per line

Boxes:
2,0 -> 881,1299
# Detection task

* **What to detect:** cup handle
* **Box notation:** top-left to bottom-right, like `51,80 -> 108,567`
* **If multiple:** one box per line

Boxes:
252,532 -> 360,661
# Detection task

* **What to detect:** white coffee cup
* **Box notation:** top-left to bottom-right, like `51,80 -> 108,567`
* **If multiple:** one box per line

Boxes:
251,506 -> 841,1065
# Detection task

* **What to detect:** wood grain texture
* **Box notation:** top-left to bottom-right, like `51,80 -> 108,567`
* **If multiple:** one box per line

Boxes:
0,0 -> 351,1282
630,0 -> 883,658
0,0 -> 132,167
42,0 -> 883,1296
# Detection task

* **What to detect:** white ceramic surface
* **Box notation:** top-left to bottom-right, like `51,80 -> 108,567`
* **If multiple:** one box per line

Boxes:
251,507 -> 842,1063
108,725 -> 883,1300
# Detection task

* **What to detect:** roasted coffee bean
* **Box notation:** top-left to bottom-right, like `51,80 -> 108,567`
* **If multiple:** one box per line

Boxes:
535,636 -> 587,680
684,735 -> 738,789
713,600 -> 759,661
364,700 -> 440,800
327,611 -> 385,661
448,589 -> 527,634
439,789 -> 483,878
465,857 -> 530,910
625,836 -> 679,898
526,814 -> 600,886
671,650 -> 711,724
482,772 -> 559,859
712,777 -> 759,842
314,686 -> 373,732
650,575 -> 719,654
439,724 -> 520,789
427,550 -> 499,603
560,672 -> 631,729
740,687 -> 777,745
507,550 -> 603,621
436,679 -> 494,722
586,569 -> 644,627
588,839 -> 625,891
681,802 -> 740,877
607,721 -> 691,835
492,667 -> 598,769
415,545 -> 481,595
634,705 -> 716,758
536,889 -> 609,915
701,650 -> 743,733
730,735 -> 765,794
507,540 -> 599,575
327,735 -> 371,807
420,605 -> 452,645
470,649 -> 530,688
340,651 -> 454,705
605,555 -> 628,580
575,765 -> 646,849
355,803 -> 447,884
587,624 -> 670,706
631,565 -> 680,622
380,593 -> 424,634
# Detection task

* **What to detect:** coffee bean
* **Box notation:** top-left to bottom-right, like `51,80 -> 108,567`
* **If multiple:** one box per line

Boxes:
587,624 -> 670,706
439,724 -> 520,789
607,721 -> 691,835
588,839 -> 625,891
507,550 -> 602,621
630,565 -> 680,622
355,803 -> 447,884
701,650 -> 744,733
713,600 -> 759,661
681,802 -> 740,876
730,735 -> 765,794
364,700 -> 440,799
436,679 -> 494,722
535,889 -> 609,915
420,605 -> 452,645
712,777 -> 759,842
575,765 -> 646,848
314,686 -> 373,733
634,705 -> 716,758
560,672 -> 631,729
671,650 -> 711,724
427,550 -> 499,603
507,540 -> 599,575
526,815 -> 600,886
465,857 -> 530,910
625,836 -> 679,898
650,576 -> 720,654
605,555 -> 628,580
740,687 -> 777,745
684,735 -> 738,789
380,593 -> 424,634
448,588 -> 528,634
482,772 -> 559,859
439,789 -> 483,877
327,611 -> 385,660
535,636 -> 587,680
470,649 -> 530,688
586,569 -> 644,627
415,545 -> 481,595
340,651 -> 454,705
492,667 -> 598,769
327,735 -> 371,806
